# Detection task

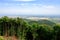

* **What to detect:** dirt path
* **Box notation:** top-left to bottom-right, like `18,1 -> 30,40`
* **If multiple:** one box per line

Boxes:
4,36 -> 18,40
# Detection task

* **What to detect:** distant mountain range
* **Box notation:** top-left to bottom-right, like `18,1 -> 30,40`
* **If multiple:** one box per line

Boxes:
24,17 -> 60,26
0,16 -> 60,24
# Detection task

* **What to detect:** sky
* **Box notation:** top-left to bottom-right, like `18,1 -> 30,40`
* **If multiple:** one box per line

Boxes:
0,0 -> 60,16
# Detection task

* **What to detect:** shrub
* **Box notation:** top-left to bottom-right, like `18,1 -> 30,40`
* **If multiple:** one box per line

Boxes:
0,36 -> 4,40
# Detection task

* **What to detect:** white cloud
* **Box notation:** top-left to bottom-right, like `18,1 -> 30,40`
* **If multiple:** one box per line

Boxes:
0,7 -> 32,15
0,4 -> 60,15
42,5 -> 55,8
13,0 -> 36,1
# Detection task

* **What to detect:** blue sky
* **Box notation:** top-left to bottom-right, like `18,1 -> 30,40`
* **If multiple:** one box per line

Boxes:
0,0 -> 60,16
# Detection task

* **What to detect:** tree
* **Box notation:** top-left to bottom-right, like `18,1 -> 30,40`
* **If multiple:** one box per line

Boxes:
1,16 -> 10,36
53,25 -> 60,40
35,25 -> 54,40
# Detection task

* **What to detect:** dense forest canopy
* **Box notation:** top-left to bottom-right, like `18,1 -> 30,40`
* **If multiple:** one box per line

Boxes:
0,16 -> 60,40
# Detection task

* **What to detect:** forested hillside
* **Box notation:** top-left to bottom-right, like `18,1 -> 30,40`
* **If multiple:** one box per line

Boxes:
0,16 -> 60,40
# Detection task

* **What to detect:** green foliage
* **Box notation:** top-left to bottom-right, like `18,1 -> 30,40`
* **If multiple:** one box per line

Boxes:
0,16 -> 60,40
53,25 -> 60,40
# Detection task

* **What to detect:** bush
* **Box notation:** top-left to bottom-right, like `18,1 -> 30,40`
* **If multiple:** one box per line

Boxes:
0,36 -> 4,40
